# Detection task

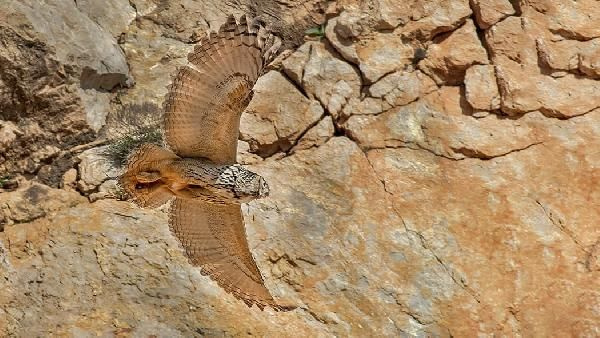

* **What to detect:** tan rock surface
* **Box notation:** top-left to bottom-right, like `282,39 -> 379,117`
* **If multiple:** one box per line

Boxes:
366,126 -> 600,336
368,70 -> 438,107
470,0 -> 515,29
74,0 -> 136,38
537,37 -> 600,79
535,0 -> 600,40
326,14 -> 414,83
402,0 -> 472,40
283,42 -> 362,118
486,15 -> 600,117
344,87 -> 547,160
240,71 -> 324,157
291,116 -> 336,152
2,0 -> 600,336
464,65 -> 501,111
419,19 -> 489,85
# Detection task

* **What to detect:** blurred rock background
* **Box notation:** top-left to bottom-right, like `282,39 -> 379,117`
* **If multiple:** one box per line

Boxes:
0,0 -> 599,336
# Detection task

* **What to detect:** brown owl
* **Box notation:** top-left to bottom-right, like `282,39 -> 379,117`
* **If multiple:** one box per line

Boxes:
119,15 -> 291,311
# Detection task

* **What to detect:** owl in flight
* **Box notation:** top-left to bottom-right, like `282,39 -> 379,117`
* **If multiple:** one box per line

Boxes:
118,15 -> 291,311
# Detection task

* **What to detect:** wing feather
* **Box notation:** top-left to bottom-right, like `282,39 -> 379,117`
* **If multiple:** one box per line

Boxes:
168,198 -> 289,311
164,16 -> 281,164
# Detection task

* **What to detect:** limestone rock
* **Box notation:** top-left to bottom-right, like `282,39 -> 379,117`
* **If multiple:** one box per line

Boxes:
77,146 -> 120,193
291,116 -> 335,152
402,0 -> 472,40
0,195 -> 329,336
281,43 -> 312,87
341,97 -> 389,118
237,140 -> 264,165
74,0 -> 136,38
373,0 -> 406,29
485,15 -> 600,117
240,71 -> 324,157
366,113 -> 600,335
369,70 -> 438,107
537,38 -> 600,79
129,0 -> 157,16
301,42 -> 362,116
0,121 -> 22,152
0,0 -> 131,177
6,0 -> 132,91
464,65 -> 501,111
61,168 -> 78,190
0,182 -> 86,227
3,0 -> 600,336
326,12 -> 413,83
344,87 -> 546,160
118,23 -> 190,108
419,19 -> 489,85
540,0 -> 600,40
89,179 -> 120,202
470,0 -> 515,29
246,137 -> 463,335
357,31 -> 412,83
281,41 -> 361,120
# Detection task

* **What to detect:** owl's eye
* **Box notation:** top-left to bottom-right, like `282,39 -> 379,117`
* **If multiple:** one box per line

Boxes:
135,183 -> 144,190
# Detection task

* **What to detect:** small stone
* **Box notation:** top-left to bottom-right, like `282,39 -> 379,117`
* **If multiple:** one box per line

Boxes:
464,65 -> 501,111
78,146 -> 120,190
61,169 -> 78,189
0,121 -> 22,151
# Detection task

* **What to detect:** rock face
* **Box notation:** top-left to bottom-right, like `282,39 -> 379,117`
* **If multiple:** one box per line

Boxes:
418,19 -> 489,85
1,0 -> 600,337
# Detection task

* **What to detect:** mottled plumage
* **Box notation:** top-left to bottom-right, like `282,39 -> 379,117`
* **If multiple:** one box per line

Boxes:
119,15 -> 289,311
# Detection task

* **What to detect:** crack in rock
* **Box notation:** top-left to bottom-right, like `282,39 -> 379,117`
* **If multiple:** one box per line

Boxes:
535,199 -> 589,254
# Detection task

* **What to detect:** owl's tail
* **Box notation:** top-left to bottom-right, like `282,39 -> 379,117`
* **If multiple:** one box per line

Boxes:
119,143 -> 178,208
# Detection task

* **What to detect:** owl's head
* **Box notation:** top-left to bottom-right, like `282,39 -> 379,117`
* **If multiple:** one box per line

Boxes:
216,164 -> 270,203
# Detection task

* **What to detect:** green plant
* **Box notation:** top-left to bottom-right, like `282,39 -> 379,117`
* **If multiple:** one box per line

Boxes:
0,176 -> 9,188
112,185 -> 129,200
103,127 -> 163,167
101,102 -> 164,167
305,24 -> 325,38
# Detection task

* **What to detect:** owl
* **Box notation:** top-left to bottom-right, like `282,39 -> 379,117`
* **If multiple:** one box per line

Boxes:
119,15 -> 291,311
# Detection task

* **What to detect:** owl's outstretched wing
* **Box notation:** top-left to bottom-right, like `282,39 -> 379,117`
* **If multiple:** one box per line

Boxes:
163,15 -> 281,164
168,198 -> 291,311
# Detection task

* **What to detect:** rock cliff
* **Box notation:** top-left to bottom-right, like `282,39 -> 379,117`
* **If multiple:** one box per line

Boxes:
1,0 -> 599,336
